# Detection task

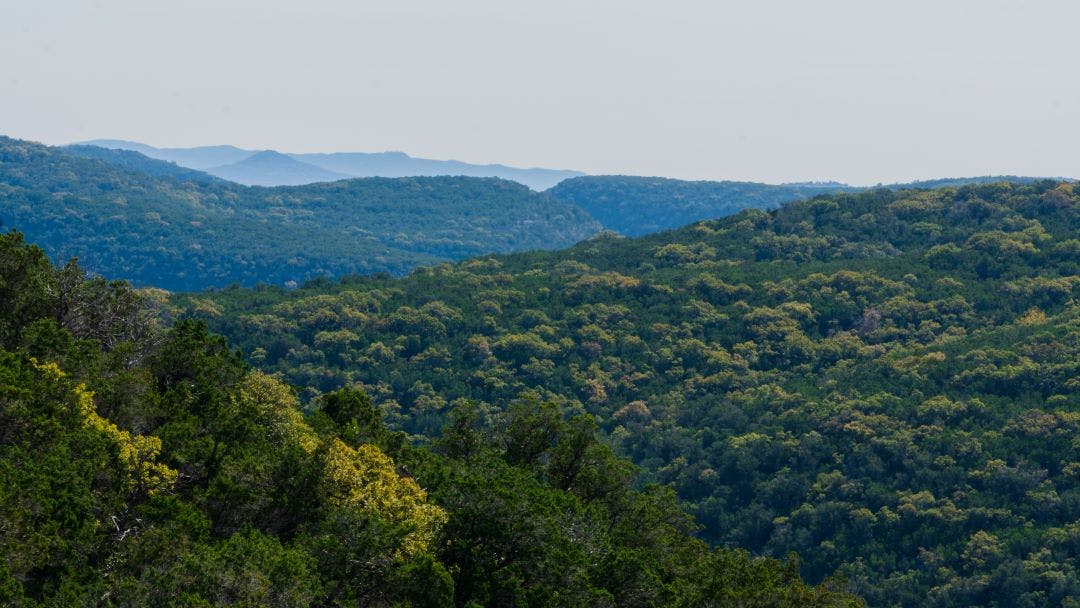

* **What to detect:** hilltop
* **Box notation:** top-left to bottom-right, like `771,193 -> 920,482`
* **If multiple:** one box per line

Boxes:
79,139 -> 585,190
0,136 -> 601,291
63,144 -> 224,183
546,174 -> 1071,237
205,150 -> 351,186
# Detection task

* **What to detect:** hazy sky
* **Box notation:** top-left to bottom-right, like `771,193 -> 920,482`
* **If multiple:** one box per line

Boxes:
2,0 -> 1077,185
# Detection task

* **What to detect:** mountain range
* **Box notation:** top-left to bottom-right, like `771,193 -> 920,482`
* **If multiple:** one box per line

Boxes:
77,139 -> 585,190
6,134 -> 1072,291
6,128 -> 1080,606
0,136 -> 600,290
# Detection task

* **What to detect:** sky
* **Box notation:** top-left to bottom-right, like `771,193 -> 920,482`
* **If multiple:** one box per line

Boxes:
1,0 -> 1078,185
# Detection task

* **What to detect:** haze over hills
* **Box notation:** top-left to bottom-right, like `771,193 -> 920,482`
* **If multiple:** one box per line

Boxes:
548,176 -> 858,237
291,151 -> 585,190
78,139 -> 253,169
79,139 -> 585,190
0,136 -> 601,290
62,144 -> 224,183
548,174 -> 1075,236
16,137 -> 1071,294
9,0 -> 1080,604
7,134 -> 1080,606
204,150 -> 351,186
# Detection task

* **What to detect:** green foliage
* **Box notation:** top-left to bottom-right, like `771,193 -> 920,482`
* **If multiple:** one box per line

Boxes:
182,181 -> 1080,606
548,174 -> 1061,238
0,136 -> 601,290
63,144 -> 224,184
0,230 -> 855,606
547,175 -> 856,236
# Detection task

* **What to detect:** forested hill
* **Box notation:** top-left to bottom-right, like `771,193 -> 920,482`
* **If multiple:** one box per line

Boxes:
547,175 -> 1068,236
0,232 -> 861,607
546,176 -> 857,236
0,136 -> 601,291
175,181 -> 1080,606
62,144 -> 224,183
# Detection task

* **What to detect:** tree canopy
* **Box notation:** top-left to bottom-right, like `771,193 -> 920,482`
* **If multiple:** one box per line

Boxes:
0,137 -> 601,291
177,181 -> 1080,606
0,229 -> 858,606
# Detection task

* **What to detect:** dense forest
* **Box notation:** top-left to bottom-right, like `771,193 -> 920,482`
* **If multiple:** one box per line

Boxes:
0,230 -> 860,606
546,176 -> 853,237
63,145 -> 225,184
11,137 -> 1064,297
0,137 -> 600,291
174,181 -> 1080,606
545,175 -> 1066,237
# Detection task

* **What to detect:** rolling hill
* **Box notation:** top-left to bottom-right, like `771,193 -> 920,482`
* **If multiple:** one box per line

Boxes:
0,136 -> 601,291
78,139 -> 253,169
79,139 -> 585,190
547,176 -> 856,236
62,144 -> 223,183
546,175 -> 1072,237
0,229 -> 860,607
205,150 -> 351,186
174,180 -> 1080,606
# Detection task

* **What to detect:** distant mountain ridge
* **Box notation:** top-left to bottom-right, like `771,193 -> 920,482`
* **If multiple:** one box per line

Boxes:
78,139 -> 585,190
205,150 -> 351,186
291,151 -> 584,190
62,144 -> 223,183
78,139 -> 252,169
547,174 -> 1074,236
546,176 -> 859,237
1,136 -> 601,290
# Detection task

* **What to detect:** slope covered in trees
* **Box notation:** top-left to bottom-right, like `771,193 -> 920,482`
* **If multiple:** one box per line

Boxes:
546,176 -> 857,236
0,231 -> 859,607
0,136 -> 600,291
176,181 -> 1080,606
547,175 -> 1069,237
62,144 -> 224,184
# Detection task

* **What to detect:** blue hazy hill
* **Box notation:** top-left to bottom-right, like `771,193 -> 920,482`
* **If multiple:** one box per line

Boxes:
79,139 -> 584,190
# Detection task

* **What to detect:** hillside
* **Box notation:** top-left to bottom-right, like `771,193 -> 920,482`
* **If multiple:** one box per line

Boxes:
884,175 -> 1074,190
62,144 -> 223,183
547,176 -> 856,236
0,136 -> 601,291
206,150 -> 351,186
79,139 -> 254,169
175,181 -> 1080,606
0,230 -> 860,606
291,151 -> 585,191
79,140 -> 586,190
547,175 -> 1071,237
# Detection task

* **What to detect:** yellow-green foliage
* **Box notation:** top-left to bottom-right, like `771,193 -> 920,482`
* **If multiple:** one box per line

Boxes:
35,359 -> 177,497
233,370 -> 319,453
320,438 -> 447,558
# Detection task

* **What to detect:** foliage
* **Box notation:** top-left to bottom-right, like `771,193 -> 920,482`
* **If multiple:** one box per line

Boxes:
179,181 -> 1080,606
547,174 -> 1062,238
63,144 -> 225,183
0,231 -> 855,606
0,136 -> 601,290
547,175 -> 856,236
